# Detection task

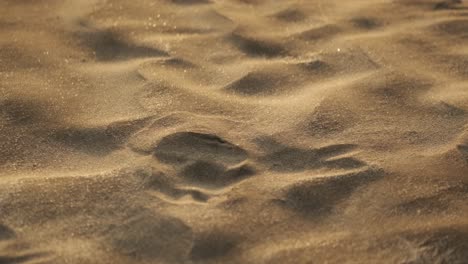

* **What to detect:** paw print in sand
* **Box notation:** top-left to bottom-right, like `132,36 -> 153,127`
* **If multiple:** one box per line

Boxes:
139,131 -> 255,204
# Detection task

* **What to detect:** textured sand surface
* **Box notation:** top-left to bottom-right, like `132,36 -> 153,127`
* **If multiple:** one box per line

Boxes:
1,0 -> 468,263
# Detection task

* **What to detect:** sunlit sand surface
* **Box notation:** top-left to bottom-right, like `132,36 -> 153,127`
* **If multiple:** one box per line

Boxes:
1,0 -> 468,263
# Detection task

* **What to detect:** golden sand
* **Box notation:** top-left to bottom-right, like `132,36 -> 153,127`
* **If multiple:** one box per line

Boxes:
1,0 -> 468,263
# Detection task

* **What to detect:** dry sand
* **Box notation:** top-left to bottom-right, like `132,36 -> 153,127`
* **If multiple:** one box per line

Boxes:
1,0 -> 468,263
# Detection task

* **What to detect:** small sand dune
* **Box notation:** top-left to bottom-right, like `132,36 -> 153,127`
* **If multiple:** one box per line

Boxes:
1,0 -> 468,263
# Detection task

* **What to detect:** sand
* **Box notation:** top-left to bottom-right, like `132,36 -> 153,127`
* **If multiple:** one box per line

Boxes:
1,0 -> 468,263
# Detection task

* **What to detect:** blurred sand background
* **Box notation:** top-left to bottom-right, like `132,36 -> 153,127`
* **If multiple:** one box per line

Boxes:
1,0 -> 468,263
